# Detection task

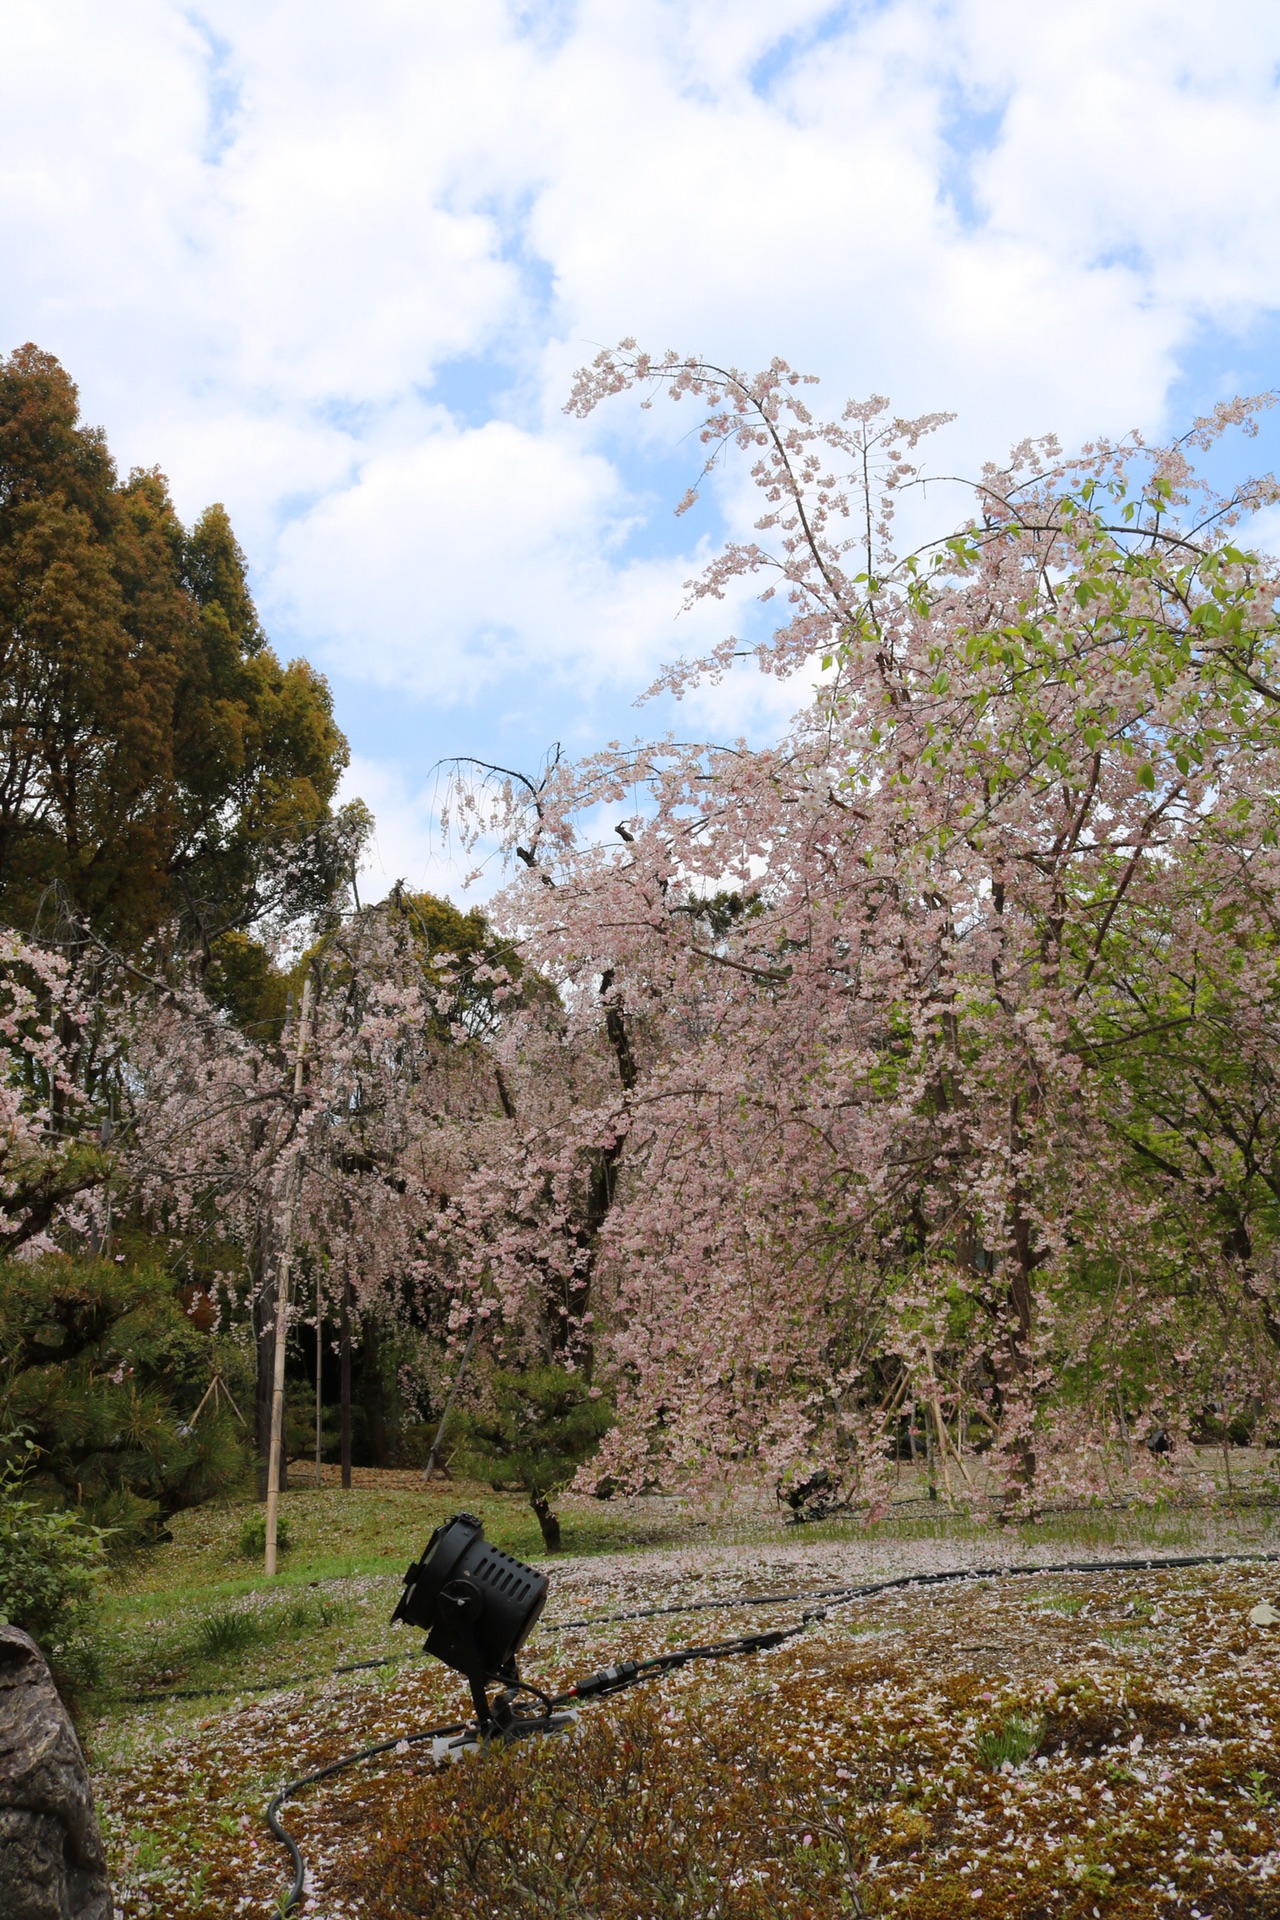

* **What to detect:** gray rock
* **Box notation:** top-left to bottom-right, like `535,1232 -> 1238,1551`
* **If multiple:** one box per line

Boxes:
0,1626 -> 111,1920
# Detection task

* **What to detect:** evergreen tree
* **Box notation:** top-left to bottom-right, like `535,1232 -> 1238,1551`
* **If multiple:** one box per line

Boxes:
0,1255 -> 247,1540
0,344 -> 354,954
456,1365 -> 613,1551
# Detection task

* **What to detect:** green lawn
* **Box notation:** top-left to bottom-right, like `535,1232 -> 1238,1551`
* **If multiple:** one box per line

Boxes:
92,1473 -> 706,1704
90,1464 -> 1280,1715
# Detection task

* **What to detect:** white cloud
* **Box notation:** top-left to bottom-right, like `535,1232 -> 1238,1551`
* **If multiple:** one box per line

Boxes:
3,0 -> 1279,887
265,408 -> 763,703
340,754 -> 476,903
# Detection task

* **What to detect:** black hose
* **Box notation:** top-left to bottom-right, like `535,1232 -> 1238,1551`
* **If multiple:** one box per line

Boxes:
557,1624 -> 793,1703
125,1546 -> 1280,1707
547,1545 -> 1280,1631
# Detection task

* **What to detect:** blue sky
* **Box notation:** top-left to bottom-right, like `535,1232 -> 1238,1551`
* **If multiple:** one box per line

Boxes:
3,0 -> 1280,898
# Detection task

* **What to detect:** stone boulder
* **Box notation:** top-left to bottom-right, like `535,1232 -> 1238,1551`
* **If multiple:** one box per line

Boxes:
0,1626 -> 111,1920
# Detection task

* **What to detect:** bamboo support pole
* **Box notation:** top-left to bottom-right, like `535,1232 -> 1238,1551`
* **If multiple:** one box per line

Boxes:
923,1343 -> 974,1493
265,971 -> 313,1578
315,1261 -> 324,1490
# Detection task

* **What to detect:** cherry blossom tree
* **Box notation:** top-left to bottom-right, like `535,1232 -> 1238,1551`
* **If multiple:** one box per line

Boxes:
436,346 -> 1280,1510
10,346 -> 1279,1523
114,890 -> 529,1493
0,930 -> 115,1254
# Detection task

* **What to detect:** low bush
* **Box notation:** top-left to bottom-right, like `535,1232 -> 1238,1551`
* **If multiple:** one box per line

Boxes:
0,1446 -> 109,1690
370,1692 -> 815,1917
237,1508 -> 291,1558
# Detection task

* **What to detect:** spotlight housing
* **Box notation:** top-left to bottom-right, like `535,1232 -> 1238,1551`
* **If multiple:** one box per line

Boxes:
392,1512 -> 549,1731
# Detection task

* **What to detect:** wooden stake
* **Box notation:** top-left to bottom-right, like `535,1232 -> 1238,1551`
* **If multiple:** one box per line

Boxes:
265,970 -> 313,1578
922,1342 -> 973,1494
189,1366 -> 247,1430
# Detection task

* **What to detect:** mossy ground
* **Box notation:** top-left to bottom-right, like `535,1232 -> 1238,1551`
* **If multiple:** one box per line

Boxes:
87,1463 -> 1280,1918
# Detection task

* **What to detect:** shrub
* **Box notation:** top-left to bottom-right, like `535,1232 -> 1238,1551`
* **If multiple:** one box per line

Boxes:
0,1447 -> 109,1680
455,1364 -> 613,1552
238,1508 -> 291,1558
369,1690 -> 857,1918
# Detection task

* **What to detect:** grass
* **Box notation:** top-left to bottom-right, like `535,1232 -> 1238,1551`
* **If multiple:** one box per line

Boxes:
110,1475 -> 702,1599
974,1711 -> 1045,1769
189,1593 -> 339,1663
85,1465 -> 1280,1710
1033,1591 -> 1089,1616
192,1608 -> 262,1659
84,1473 -> 713,1706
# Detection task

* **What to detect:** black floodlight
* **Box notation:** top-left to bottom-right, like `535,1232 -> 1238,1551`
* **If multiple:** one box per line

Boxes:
392,1512 -> 549,1733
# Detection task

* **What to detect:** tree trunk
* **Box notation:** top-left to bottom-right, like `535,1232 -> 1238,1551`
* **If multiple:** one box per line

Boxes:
339,1277 -> 352,1491
1225,1216 -> 1280,1354
530,1490 -> 562,1553
993,1208 -> 1038,1513
360,1312 -> 390,1467
561,967 -> 639,1372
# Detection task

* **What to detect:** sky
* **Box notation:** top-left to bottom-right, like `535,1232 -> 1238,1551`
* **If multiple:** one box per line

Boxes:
3,0 -> 1280,900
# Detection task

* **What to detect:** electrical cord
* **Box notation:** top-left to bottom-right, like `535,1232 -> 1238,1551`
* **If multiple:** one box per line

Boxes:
501,1673 -> 559,1719
123,1546 -> 1280,1707
266,1717 -> 467,1912
263,1547 -> 1280,1910
549,1549 -> 1280,1705
548,1546 -> 1280,1631
554,1624 -> 793,1705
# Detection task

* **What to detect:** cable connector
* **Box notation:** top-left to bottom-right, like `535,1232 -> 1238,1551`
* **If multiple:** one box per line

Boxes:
571,1661 -> 641,1697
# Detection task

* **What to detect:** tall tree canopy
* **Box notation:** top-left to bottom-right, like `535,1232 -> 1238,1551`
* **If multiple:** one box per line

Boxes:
433,347 -> 1280,1508
0,344 -> 352,952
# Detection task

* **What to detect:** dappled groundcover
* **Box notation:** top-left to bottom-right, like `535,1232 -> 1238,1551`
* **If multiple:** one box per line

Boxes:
362,1568 -> 1280,1918
101,1564 -> 1280,1918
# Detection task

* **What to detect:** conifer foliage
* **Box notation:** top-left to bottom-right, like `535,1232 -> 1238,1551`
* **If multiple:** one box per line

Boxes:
0,1257 -> 246,1539
0,344 -> 351,954
456,1365 -> 614,1550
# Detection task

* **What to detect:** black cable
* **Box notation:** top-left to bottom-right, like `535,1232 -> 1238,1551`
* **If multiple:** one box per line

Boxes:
549,1585 -> 868,1631
126,1546 -> 1280,1707
546,1545 -> 1280,1632
501,1673 -> 558,1719
556,1549 -> 1280,1704
266,1718 -> 467,1912
556,1624 -> 793,1704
